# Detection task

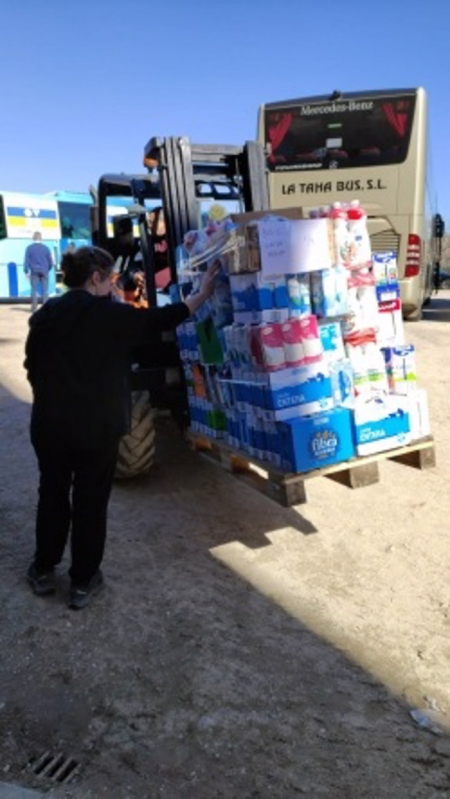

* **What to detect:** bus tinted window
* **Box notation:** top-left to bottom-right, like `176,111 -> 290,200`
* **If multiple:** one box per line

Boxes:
265,96 -> 416,171
58,201 -> 91,239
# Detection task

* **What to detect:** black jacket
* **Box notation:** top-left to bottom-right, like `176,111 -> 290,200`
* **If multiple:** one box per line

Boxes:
24,290 -> 189,447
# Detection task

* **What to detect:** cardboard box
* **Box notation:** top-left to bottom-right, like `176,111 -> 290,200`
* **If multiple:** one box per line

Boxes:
259,364 -> 334,417
228,210 -> 335,279
230,207 -> 306,226
227,208 -> 305,275
353,396 -> 411,456
279,408 -> 355,473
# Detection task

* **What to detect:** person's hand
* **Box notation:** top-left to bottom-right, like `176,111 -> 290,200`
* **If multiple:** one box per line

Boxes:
183,262 -> 221,317
199,261 -> 220,300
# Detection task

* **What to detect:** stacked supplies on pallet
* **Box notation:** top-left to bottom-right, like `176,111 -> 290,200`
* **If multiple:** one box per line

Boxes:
174,219 -> 234,440
174,203 -> 430,474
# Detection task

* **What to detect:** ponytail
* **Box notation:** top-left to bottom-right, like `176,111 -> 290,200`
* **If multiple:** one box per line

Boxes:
61,246 -> 114,288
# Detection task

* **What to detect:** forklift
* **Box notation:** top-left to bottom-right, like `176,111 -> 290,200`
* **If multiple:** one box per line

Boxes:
91,136 -> 269,478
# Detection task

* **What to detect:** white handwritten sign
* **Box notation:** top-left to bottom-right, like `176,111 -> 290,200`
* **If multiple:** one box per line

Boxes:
258,216 -> 333,276
257,216 -> 291,276
290,218 -> 333,273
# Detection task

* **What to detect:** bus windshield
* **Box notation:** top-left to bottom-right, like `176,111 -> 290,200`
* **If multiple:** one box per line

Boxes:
265,95 -> 416,171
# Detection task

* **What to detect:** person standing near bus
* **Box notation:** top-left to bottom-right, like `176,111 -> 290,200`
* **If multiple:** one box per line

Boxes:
24,245 -> 218,610
24,231 -> 53,313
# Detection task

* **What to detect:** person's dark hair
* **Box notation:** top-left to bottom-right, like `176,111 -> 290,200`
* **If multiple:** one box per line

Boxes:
61,246 -> 114,288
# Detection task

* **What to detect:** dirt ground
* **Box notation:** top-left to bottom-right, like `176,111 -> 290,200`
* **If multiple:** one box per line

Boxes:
1,298 -> 450,799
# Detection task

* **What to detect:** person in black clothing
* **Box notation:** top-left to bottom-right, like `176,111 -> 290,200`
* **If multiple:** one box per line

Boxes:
24,245 -> 218,609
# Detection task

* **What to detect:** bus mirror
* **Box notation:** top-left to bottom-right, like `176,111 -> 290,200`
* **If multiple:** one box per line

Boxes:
434,213 -> 445,239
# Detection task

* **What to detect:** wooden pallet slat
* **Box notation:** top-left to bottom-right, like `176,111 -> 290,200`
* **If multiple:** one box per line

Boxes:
389,438 -> 437,470
325,461 -> 380,490
187,432 -> 436,507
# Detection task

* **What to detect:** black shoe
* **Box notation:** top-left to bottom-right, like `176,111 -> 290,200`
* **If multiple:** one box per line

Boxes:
27,564 -> 56,596
68,570 -> 104,610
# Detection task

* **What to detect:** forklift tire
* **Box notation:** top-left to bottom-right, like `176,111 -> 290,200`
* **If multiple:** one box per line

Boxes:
115,391 -> 156,480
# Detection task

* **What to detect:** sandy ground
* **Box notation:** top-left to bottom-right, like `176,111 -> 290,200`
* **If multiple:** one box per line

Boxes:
1,297 -> 450,799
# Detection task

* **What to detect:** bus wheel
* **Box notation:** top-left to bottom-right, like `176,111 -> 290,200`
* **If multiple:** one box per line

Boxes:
115,391 -> 156,480
406,306 -> 423,322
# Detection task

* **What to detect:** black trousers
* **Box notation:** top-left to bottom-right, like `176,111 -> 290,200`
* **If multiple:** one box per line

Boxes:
31,430 -> 119,586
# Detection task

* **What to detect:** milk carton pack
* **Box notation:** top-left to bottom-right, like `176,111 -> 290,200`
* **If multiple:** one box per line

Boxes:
229,273 -> 273,313
372,252 -> 398,285
353,395 -> 411,456
345,336 -> 371,397
347,202 -> 372,270
382,345 -> 417,395
260,419 -> 281,467
279,407 -> 355,473
344,272 -> 379,336
329,359 -> 355,408
406,389 -> 431,440
376,297 -> 405,347
286,274 -> 311,317
259,364 -> 334,419
245,412 -> 266,460
319,322 -> 345,363
365,341 -> 389,395
311,266 -> 348,318
273,277 -> 289,309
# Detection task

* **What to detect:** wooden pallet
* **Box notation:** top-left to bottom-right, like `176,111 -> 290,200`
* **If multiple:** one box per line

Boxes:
188,432 -> 436,507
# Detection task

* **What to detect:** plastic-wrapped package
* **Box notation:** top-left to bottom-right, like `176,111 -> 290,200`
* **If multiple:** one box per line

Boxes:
347,201 -> 372,270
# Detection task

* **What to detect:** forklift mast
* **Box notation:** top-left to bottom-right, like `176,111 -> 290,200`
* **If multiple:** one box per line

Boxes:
143,136 -> 269,282
91,136 -> 269,410
94,136 -> 269,295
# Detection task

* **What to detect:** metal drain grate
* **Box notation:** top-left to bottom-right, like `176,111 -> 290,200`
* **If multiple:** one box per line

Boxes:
28,751 -> 80,784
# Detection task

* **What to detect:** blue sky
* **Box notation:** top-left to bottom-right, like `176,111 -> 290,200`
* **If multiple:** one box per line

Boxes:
3,0 -> 450,220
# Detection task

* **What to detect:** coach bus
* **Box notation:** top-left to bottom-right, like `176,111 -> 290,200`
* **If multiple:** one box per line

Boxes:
0,190 -> 92,300
258,87 -> 437,320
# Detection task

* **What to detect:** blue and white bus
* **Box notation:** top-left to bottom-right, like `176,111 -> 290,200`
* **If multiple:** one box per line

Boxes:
0,190 -> 92,300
